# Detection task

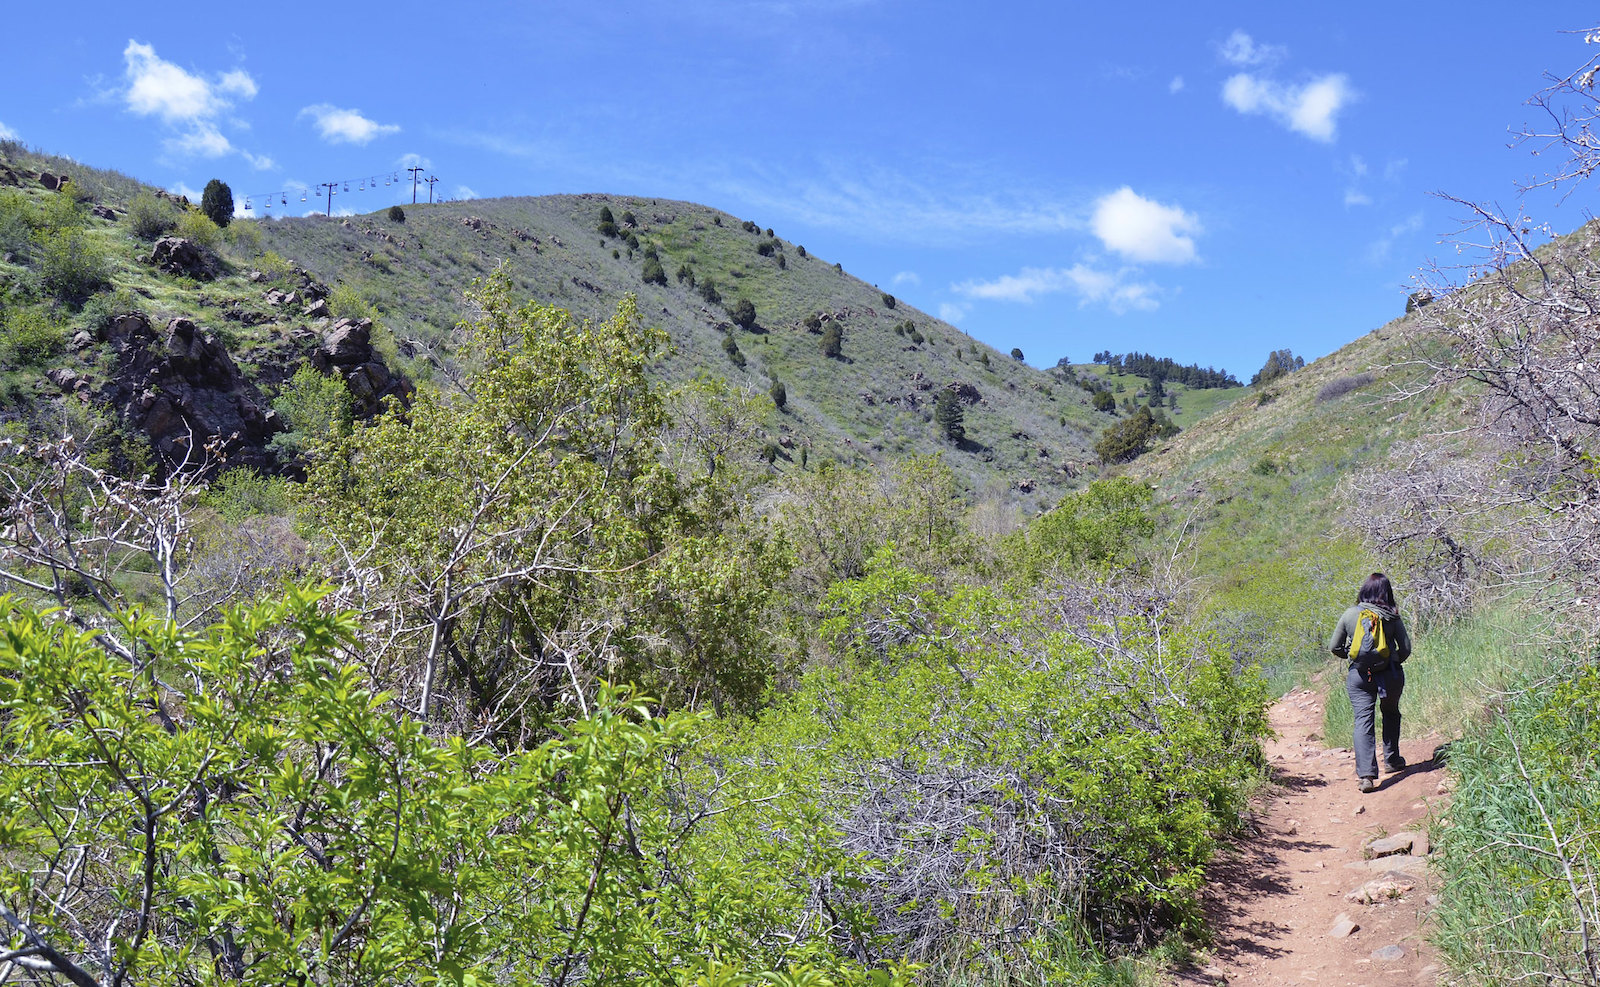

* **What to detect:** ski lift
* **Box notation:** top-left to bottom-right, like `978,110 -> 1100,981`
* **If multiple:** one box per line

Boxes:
343,182 -> 350,192
300,189 -> 308,202
264,198 -> 272,210
243,197 -> 252,210
359,181 -> 365,191
281,193 -> 288,205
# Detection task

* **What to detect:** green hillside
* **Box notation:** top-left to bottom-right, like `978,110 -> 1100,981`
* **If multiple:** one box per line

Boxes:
0,144 -> 1103,499
252,193 -> 1100,496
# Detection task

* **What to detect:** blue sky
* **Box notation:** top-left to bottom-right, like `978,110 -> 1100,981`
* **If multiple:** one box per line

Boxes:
3,2 -> 1595,378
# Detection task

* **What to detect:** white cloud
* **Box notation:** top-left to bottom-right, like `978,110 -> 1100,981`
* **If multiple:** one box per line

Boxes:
121,40 -> 266,164
1350,154 -> 1369,177
952,264 -> 1160,314
1219,30 -> 1286,67
300,104 -> 400,144
0,121 -> 16,140
892,271 -> 921,287
1222,71 -> 1353,142
1344,189 -> 1372,207
939,302 -> 969,324
1366,212 -> 1424,263
167,124 -> 232,158
168,181 -> 200,200
1090,187 -> 1200,264
1383,158 -> 1408,182
218,69 -> 257,100
454,185 -> 478,200
124,41 -> 226,123
1169,75 -> 1185,94
397,152 -> 432,170
242,150 -> 275,170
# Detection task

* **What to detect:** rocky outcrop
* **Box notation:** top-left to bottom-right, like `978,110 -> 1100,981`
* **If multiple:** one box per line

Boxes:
148,237 -> 219,280
103,313 -> 276,472
308,317 -> 413,416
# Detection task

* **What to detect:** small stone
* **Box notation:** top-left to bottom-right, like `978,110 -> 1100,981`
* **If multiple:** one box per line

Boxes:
1365,831 -> 1422,857
1283,818 -> 1300,835
1329,817 -> 1343,825
1372,944 -> 1406,961
1354,805 -> 1366,815
1328,913 -> 1359,938
1414,832 -> 1431,856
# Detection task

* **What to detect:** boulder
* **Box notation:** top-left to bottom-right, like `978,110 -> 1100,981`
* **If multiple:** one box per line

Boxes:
302,298 -> 330,319
104,314 -> 275,472
91,204 -> 118,221
148,237 -> 218,280
947,381 -> 982,405
37,171 -> 63,191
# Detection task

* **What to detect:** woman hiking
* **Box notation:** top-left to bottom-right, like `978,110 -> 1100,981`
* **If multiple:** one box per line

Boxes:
1328,572 -> 1413,792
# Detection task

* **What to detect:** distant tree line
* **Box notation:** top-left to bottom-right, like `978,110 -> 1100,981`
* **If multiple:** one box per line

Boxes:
1093,350 -> 1241,389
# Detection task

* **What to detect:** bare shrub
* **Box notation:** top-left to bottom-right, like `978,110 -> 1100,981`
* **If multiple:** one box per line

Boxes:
1317,372 -> 1374,402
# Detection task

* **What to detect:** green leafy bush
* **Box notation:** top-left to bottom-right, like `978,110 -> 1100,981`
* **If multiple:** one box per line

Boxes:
821,322 -> 843,358
642,256 -> 668,285
722,333 -> 747,368
387,204 -> 406,223
174,208 -> 222,255
728,297 -> 757,329
123,190 -> 178,240
770,378 -> 787,409
269,364 -> 354,459
0,307 -> 65,366
34,227 -> 108,306
934,388 -> 965,442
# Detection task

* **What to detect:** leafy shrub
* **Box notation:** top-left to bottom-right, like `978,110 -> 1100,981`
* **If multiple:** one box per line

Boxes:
328,282 -> 379,323
675,263 -> 695,286
728,298 -> 757,329
770,378 -> 787,410
1011,347 -> 1025,361
641,257 -> 667,286
722,333 -> 746,369
741,220 -> 759,233
796,245 -> 806,257
597,205 -> 618,237
270,364 -> 354,459
909,329 -> 925,345
0,190 -> 38,255
1317,373 -> 1374,402
698,278 -> 721,304
1251,348 -> 1304,386
0,307 -> 65,366
202,467 -> 293,522
756,239 -> 776,257
880,292 -> 896,309
1095,406 -> 1160,463
777,253 -> 786,270
201,178 -> 233,228
893,323 -> 905,336
761,441 -> 779,463
388,204 -> 406,223
804,313 -> 823,333
124,190 -> 178,240
171,210 -> 222,258
1002,477 -> 1156,579
821,322 -> 843,358
620,209 -> 636,226
34,227 -> 108,306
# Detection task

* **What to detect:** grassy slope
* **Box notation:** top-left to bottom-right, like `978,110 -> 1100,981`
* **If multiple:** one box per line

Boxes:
255,194 -> 1101,500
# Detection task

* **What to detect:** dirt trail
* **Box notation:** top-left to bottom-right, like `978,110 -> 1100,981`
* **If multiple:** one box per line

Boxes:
1173,686 -> 1448,986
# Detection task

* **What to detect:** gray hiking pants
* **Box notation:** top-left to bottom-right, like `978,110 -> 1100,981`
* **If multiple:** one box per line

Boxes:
1346,662 -> 1404,779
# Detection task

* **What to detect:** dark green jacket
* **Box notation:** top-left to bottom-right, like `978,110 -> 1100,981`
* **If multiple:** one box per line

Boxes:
1328,602 -> 1412,663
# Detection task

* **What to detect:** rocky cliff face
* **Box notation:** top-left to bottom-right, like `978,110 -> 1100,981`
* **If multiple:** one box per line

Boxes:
91,312 -> 411,475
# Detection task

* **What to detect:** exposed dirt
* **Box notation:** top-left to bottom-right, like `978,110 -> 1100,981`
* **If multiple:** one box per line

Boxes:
1171,686 -> 1449,986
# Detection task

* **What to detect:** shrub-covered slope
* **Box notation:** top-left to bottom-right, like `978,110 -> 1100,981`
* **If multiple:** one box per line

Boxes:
254,193 -> 1101,496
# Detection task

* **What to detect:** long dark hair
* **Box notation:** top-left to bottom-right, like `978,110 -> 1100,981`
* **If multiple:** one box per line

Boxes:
1357,572 -> 1396,609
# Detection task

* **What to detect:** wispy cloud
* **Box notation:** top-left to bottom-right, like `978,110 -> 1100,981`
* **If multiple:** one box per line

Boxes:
1169,75 -> 1185,94
1218,30 -> 1287,67
939,302 -> 970,324
453,185 -> 478,200
1091,187 -> 1201,264
1222,71 -> 1353,142
952,264 -> 1160,314
120,40 -> 266,164
1344,189 -> 1372,207
299,104 -> 400,145
0,121 -> 16,141
892,271 -> 920,287
1366,212 -> 1424,263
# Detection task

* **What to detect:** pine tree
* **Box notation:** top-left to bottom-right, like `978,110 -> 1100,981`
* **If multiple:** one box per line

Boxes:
935,389 -> 966,443
201,179 -> 233,228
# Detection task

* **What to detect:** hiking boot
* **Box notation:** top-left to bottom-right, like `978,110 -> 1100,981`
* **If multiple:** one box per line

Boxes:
1383,756 -> 1408,774
1358,777 -> 1378,793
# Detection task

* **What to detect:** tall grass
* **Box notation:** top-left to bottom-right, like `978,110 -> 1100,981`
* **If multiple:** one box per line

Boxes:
1431,650 -> 1600,986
